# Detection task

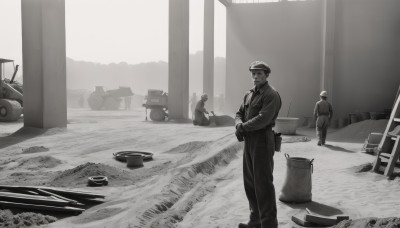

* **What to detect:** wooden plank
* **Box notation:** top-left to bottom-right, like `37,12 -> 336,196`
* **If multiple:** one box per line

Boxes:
384,137 -> 400,176
0,192 -> 69,206
43,187 -> 105,199
304,214 -> 337,226
0,186 -> 105,199
373,154 -> 382,172
379,96 -> 400,150
292,214 -> 321,227
0,200 -> 84,213
35,189 -> 84,206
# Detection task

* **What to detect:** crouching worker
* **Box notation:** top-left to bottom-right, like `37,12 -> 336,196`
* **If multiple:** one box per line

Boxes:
193,94 -> 210,126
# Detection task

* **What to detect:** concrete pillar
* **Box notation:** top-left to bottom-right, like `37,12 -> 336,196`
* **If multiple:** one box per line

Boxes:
320,0 -> 336,103
21,0 -> 67,128
203,0 -> 215,111
168,0 -> 190,119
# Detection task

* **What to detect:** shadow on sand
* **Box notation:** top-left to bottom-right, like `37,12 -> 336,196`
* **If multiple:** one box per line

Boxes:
0,127 -> 47,150
323,144 -> 355,153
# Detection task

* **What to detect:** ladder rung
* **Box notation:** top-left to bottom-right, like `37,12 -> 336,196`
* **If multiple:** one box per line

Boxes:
380,153 -> 391,159
394,118 -> 400,122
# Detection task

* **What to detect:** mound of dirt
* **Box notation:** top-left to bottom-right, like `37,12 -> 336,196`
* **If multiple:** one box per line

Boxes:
329,119 -> 387,143
164,141 -> 210,154
49,162 -> 133,187
0,209 -> 57,227
282,136 -> 310,143
22,146 -> 49,154
333,217 -> 400,228
17,156 -> 62,170
213,115 -> 235,126
352,162 -> 373,173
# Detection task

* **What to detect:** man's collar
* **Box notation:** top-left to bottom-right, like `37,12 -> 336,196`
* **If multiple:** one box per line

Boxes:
250,81 -> 269,94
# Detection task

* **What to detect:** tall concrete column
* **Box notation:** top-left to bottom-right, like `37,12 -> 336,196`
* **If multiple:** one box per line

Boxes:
168,0 -> 190,119
203,0 -> 214,111
21,0 -> 66,128
320,0 -> 336,103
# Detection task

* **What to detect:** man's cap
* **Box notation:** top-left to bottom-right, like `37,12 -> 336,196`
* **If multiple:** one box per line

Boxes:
249,61 -> 271,74
320,91 -> 328,97
201,94 -> 208,99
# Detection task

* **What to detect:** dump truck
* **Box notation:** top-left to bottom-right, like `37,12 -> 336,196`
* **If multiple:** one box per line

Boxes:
142,89 -> 168,121
87,86 -> 133,110
0,58 -> 23,122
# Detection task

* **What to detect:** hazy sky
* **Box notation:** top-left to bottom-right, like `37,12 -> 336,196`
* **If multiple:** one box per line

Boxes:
0,0 -> 226,66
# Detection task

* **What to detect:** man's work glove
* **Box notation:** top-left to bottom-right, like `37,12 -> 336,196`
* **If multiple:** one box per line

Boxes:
235,123 -> 245,142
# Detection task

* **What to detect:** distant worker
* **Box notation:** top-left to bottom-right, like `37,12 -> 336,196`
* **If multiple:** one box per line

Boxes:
193,94 -> 210,126
190,93 -> 198,119
124,96 -> 132,110
313,90 -> 333,146
235,61 -> 281,228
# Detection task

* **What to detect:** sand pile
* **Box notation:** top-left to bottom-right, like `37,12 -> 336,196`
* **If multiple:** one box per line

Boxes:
211,115 -> 235,126
164,141 -> 210,154
16,156 -> 62,170
0,209 -> 57,227
282,136 -> 310,143
49,162 -> 133,187
330,119 -> 387,143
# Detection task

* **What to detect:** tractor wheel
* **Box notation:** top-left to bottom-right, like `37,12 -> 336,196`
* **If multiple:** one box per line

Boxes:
0,99 -> 22,122
87,93 -> 104,110
103,97 -> 121,110
150,109 -> 166,121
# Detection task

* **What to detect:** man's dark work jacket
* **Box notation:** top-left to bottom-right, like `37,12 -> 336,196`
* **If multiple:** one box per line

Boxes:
235,81 -> 281,131
235,81 -> 281,228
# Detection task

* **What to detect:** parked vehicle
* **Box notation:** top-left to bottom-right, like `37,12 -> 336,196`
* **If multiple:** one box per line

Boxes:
0,58 -> 22,122
87,86 -> 133,110
142,89 -> 168,121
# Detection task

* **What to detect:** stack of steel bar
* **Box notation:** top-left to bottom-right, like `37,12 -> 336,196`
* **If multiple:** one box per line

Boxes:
0,185 -> 105,214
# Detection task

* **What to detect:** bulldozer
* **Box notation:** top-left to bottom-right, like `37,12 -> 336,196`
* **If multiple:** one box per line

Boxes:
142,89 -> 168,121
0,58 -> 23,122
87,86 -> 133,110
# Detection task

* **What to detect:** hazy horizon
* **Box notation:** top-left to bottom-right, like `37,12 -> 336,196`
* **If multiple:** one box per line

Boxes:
0,0 -> 226,70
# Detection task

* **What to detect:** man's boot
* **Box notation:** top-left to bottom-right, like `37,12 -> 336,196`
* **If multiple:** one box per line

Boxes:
239,212 -> 261,228
238,222 -> 261,228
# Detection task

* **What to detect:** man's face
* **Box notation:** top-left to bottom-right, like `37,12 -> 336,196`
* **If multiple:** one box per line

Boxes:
251,69 -> 268,87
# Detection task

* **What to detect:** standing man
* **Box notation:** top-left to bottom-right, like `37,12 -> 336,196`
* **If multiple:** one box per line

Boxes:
235,61 -> 281,228
193,94 -> 210,126
313,91 -> 333,146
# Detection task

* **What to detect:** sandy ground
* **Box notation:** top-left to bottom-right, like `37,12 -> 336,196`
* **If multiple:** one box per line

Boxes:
0,108 -> 398,228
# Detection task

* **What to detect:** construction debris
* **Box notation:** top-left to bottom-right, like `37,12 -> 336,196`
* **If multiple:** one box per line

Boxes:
0,185 -> 105,214
362,133 -> 383,154
292,208 -> 349,227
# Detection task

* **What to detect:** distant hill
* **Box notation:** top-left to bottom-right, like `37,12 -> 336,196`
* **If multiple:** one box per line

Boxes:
67,51 -> 226,96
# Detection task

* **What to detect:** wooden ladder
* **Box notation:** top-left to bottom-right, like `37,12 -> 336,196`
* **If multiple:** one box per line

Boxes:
373,89 -> 400,177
